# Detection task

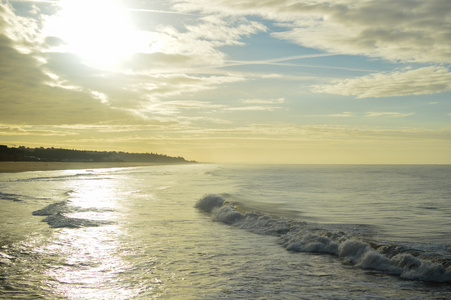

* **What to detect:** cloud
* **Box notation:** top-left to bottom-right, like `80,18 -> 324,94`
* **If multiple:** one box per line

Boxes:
169,0 -> 451,99
0,2 -> 252,124
365,112 -> 414,118
160,100 -> 223,109
312,67 -> 451,98
176,123 -> 451,142
225,106 -> 279,111
9,1 -> 57,3
135,26 -> 227,67
0,3 -> 133,124
117,16 -> 266,71
0,2 -> 43,53
185,15 -> 267,46
0,125 -> 77,136
327,112 -> 353,117
173,0 -> 451,63
241,98 -> 285,104
273,0 -> 451,63
224,53 -> 336,68
41,48 -> 244,112
0,33 -> 135,125
142,100 -> 225,115
220,97 -> 285,111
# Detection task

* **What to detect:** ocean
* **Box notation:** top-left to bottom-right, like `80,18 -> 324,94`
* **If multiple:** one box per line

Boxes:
1,164 -> 450,299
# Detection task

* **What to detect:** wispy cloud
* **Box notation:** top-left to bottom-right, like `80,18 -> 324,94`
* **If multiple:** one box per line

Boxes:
365,112 -> 415,118
327,112 -> 354,117
10,0 -> 57,3
126,7 -> 196,16
241,98 -> 285,104
224,53 -> 377,73
312,67 -> 451,98
0,125 -> 77,136
221,97 -> 285,111
225,106 -> 280,111
224,53 -> 335,67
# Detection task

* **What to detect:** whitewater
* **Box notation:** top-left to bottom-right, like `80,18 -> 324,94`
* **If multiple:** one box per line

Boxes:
1,164 -> 450,299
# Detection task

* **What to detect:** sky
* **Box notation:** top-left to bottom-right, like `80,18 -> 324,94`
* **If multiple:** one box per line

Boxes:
0,0 -> 450,164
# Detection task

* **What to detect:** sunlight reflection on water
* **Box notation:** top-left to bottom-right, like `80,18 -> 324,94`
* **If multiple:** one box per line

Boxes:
67,173 -> 119,210
2,165 -> 450,299
40,171 -> 142,299
44,227 -> 138,299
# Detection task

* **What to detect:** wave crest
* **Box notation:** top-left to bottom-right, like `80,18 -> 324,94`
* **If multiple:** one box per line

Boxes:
195,194 -> 451,283
195,194 -> 225,212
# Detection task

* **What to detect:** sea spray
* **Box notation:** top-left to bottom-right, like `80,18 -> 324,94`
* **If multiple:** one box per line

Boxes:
195,194 -> 451,283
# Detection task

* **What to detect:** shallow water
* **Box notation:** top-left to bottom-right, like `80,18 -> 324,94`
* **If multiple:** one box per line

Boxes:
1,164 -> 450,299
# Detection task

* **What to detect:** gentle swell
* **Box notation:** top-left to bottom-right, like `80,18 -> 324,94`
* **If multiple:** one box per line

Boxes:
196,194 -> 451,283
41,213 -> 104,228
0,191 -> 23,202
15,172 -> 100,183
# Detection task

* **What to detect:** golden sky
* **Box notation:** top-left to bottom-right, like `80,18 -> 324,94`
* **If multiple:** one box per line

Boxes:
1,0 -> 450,163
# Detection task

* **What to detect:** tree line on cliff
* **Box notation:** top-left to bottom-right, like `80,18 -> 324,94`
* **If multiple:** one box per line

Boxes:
0,145 -> 195,164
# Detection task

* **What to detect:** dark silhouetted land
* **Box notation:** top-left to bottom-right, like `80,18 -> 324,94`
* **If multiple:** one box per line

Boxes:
0,145 -> 196,172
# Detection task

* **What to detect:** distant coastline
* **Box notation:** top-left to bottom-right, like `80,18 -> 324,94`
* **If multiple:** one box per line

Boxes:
0,145 -> 196,173
0,161 -> 170,173
0,145 -> 196,163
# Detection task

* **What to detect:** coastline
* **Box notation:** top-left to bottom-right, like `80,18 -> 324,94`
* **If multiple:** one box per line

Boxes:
0,161 -> 162,173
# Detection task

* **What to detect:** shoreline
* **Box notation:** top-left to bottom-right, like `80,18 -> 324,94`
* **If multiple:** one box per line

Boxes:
0,161 -> 165,173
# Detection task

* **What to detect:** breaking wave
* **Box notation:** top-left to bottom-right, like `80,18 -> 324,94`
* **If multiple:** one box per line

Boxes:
32,200 -> 113,228
196,194 -> 451,283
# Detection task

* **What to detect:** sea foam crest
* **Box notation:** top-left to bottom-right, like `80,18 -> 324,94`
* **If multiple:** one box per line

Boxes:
195,194 -> 225,212
195,194 -> 451,283
282,231 -> 340,255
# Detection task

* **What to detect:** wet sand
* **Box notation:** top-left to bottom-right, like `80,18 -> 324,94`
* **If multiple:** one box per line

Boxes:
0,161 -> 159,173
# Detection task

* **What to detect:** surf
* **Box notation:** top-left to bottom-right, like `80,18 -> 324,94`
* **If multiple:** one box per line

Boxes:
196,194 -> 451,283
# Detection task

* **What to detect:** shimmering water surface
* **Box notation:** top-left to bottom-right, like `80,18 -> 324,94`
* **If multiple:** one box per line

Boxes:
1,164 -> 450,299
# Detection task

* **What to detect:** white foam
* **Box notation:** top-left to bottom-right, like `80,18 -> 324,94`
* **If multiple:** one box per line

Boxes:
195,194 -> 225,212
392,253 -> 451,282
282,231 -> 339,254
214,205 -> 244,224
338,240 -> 370,263
195,194 -> 451,283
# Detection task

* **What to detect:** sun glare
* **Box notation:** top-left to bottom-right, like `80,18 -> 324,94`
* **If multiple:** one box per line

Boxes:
48,0 -> 139,67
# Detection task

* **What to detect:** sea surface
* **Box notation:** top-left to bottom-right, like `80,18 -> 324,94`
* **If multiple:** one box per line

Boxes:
1,164 -> 450,299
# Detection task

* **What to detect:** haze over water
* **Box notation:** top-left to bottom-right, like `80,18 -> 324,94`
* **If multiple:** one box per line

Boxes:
1,164 -> 450,299
2,1 -> 451,164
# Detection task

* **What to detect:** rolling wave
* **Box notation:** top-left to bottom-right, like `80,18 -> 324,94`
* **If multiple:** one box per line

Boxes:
196,194 -> 451,283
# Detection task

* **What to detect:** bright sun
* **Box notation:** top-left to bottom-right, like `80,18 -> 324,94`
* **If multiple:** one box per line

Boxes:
48,0 -> 139,67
